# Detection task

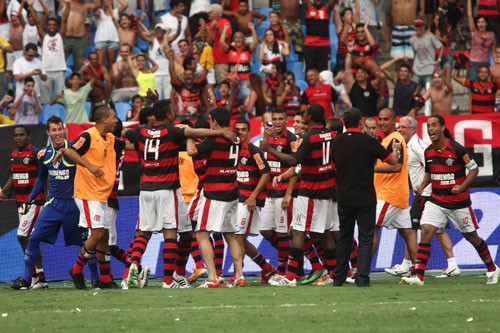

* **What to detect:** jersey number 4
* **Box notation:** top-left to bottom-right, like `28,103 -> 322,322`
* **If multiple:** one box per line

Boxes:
229,145 -> 239,167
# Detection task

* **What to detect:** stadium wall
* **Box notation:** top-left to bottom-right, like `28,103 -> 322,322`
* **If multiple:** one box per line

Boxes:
1,189 -> 500,282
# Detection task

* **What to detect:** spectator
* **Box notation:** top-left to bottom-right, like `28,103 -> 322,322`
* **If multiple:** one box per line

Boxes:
277,70 -> 301,117
61,0 -> 97,71
126,94 -> 143,121
264,61 -> 286,107
300,68 -> 338,117
336,0 -> 359,71
94,0 -> 128,67
303,0 -> 335,72
0,95 -> 15,124
259,28 -> 290,76
419,69 -> 454,115
50,73 -> 94,123
269,10 -> 289,45
192,39 -> 215,86
220,23 -> 258,100
453,65 -> 498,114
213,79 -> 239,121
159,0 -> 191,54
113,0 -> 145,18
477,0 -> 500,42
351,22 -> 385,84
240,73 -> 269,118
111,43 -> 139,102
127,53 -> 158,99
12,76 -> 41,124
0,30 -> 13,98
79,51 -> 112,105
279,0 -> 304,56
363,116 -> 380,141
431,12 -> 453,84
112,13 -> 139,47
20,0 -> 48,53
491,45 -> 500,81
13,43 -> 46,99
466,0 -> 496,81
222,0 -> 266,45
382,58 -> 419,116
187,0 -> 210,39
7,11 -> 23,90
173,38 -> 191,77
206,3 -> 232,84
40,18 -> 67,105
410,18 -> 443,91
319,69 -> 352,109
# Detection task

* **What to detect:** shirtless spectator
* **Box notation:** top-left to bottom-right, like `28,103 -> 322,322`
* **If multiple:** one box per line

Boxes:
490,46 -> 500,81
61,0 -> 97,71
382,57 -> 420,116
79,52 -> 112,116
13,43 -> 46,99
112,13 -> 139,47
111,43 -> 138,102
390,0 -> 417,65
40,18 -> 67,104
7,11 -> 23,90
159,0 -> 191,54
221,0 -> 265,45
206,3 -> 232,84
279,0 -> 304,55
174,39 -> 191,77
417,70 -> 453,115
20,0 -> 49,53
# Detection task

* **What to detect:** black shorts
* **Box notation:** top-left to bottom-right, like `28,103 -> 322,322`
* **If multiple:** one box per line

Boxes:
409,195 -> 427,229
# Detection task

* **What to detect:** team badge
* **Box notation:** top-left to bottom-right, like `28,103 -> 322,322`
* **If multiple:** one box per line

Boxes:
445,158 -> 454,166
23,157 -> 30,164
241,157 -> 248,165
276,145 -> 283,152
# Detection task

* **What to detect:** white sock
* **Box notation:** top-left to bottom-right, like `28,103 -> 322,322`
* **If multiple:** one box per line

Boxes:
447,257 -> 457,269
402,259 -> 412,270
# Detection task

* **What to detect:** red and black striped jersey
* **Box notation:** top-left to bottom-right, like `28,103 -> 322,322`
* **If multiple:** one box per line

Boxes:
478,0 -> 499,16
192,153 -> 207,190
172,78 -> 207,119
464,79 -> 498,113
266,129 -> 297,198
125,123 -> 186,191
216,97 -> 240,122
107,146 -> 125,210
351,41 -> 377,60
227,45 -> 252,81
197,135 -> 241,202
266,75 -> 280,105
304,5 -> 330,47
271,25 -> 287,42
425,139 -> 478,209
337,25 -> 357,55
283,87 -> 301,117
237,143 -> 270,207
10,144 -> 45,206
291,126 -> 336,199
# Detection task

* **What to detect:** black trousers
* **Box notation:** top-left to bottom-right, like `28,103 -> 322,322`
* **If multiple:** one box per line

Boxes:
334,204 -> 375,286
303,45 -> 330,73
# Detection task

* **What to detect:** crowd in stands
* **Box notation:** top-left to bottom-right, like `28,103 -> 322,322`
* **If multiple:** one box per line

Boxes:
0,0 -> 499,126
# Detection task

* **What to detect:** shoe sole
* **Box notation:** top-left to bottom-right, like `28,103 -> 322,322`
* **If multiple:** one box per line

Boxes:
301,269 -> 327,285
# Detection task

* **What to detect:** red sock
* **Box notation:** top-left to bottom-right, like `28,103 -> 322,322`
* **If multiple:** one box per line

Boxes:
252,253 -> 267,269
285,247 -> 302,280
277,236 -> 290,275
99,258 -> 112,283
131,236 -> 149,266
473,239 -> 496,272
303,235 -> 323,271
109,245 -> 128,264
73,248 -> 94,275
162,239 -> 177,284
415,243 -> 431,281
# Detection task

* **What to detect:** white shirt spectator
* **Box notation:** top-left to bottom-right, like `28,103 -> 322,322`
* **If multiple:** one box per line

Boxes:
12,56 -> 43,98
160,12 -> 188,54
406,133 -> 432,197
94,8 -> 119,44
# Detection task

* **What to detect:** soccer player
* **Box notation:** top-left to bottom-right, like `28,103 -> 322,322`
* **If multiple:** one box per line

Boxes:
391,116 -> 460,278
2,126 -> 47,288
11,116 -> 85,290
260,103 -> 337,286
259,108 -> 297,283
64,107 -> 133,289
125,104 -> 236,289
372,108 -> 417,272
402,115 -> 500,286
234,118 -> 276,284
187,107 -> 243,288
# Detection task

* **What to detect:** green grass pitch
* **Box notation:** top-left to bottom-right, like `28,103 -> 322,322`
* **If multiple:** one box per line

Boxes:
1,271 -> 499,333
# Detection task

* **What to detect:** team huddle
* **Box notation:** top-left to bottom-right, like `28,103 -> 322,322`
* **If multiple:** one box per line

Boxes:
4,101 -> 500,290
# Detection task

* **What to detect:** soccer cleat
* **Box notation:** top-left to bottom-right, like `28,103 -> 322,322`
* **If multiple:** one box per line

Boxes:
217,276 -> 225,284
312,275 -> 333,286
197,280 -> 221,288
274,276 -> 297,287
31,281 -> 49,289
260,265 -> 277,284
91,279 -> 99,288
301,268 -> 327,285
173,272 -> 191,289
11,276 -> 30,290
162,281 -> 180,289
401,276 -> 424,286
138,266 -> 151,288
98,280 -> 119,289
384,264 -> 411,277
225,276 -> 247,288
345,276 -> 356,284
69,268 -> 87,290
127,263 -> 139,288
121,279 -> 129,290
268,273 -> 282,286
486,265 -> 500,285
435,266 -> 461,278
188,267 -> 208,282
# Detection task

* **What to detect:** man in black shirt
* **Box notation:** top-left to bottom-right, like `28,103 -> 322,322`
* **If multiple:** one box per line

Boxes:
332,108 -> 400,287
